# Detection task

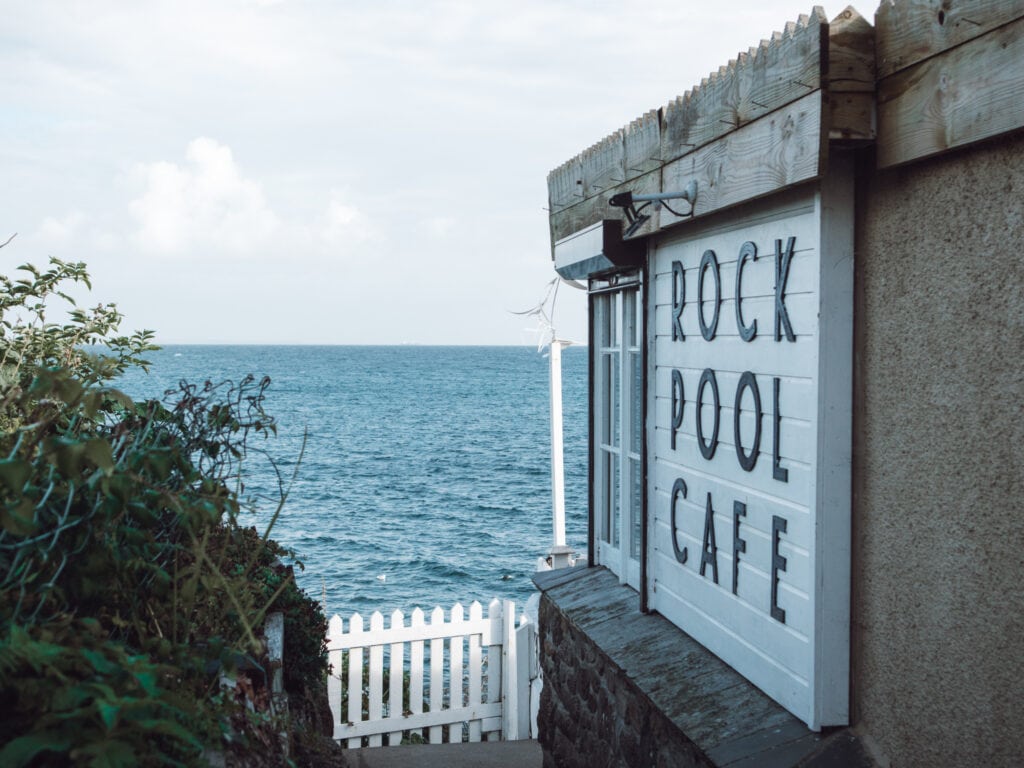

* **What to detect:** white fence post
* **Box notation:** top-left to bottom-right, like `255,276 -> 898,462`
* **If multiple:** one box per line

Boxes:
428,606 -> 445,744
367,612 -> 384,747
468,601 -> 483,743
501,599 -> 518,740
409,607 -> 425,743
346,613 -> 364,749
486,598 -> 503,742
388,609 -> 404,746
514,613 -> 532,740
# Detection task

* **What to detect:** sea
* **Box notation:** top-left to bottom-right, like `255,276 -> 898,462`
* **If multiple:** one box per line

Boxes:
116,345 -> 588,620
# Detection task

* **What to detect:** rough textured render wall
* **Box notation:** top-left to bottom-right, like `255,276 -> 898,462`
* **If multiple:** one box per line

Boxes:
852,131 -> 1024,767
537,592 -> 710,768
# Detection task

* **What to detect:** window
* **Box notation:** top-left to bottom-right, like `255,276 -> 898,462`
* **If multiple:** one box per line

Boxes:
592,275 -> 643,588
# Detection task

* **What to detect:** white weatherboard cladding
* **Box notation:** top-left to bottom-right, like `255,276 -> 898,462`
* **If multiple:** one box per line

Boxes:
646,175 -> 852,730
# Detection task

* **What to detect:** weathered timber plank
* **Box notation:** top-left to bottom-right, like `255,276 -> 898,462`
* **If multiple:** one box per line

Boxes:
828,6 -> 876,142
624,109 -> 662,175
547,157 -> 582,211
877,17 -> 1024,168
661,8 -> 828,163
549,168 -> 662,243
875,0 -> 1024,78
659,91 -> 824,229
581,130 -> 625,199
828,6 -> 875,92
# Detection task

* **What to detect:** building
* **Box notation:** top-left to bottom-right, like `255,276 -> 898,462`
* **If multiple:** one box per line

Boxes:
534,4 -> 1024,766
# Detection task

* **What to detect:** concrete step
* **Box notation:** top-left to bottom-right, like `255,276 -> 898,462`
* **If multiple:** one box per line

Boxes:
344,739 -> 542,768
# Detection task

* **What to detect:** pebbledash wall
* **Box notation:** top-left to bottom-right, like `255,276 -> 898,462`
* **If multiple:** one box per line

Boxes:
537,3 -> 1024,767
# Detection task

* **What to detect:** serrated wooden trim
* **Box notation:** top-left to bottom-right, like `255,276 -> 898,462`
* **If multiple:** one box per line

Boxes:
660,8 -> 828,163
877,16 -> 1024,168
875,0 -> 1024,78
546,7 -> 876,250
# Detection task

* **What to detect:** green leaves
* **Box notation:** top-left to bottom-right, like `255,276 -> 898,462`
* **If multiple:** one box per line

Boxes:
0,255 -> 329,765
0,458 -> 31,492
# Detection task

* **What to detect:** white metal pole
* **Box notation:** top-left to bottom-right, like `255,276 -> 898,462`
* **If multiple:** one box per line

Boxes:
548,339 -> 574,568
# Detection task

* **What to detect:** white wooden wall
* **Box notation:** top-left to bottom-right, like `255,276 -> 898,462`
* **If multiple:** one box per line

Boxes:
646,168 -> 853,729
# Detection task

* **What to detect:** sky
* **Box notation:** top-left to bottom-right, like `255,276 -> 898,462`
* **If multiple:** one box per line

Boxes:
2,1 -> 846,345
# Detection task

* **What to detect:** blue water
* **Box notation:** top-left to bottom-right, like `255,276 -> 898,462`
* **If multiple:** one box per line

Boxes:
116,346 -> 588,618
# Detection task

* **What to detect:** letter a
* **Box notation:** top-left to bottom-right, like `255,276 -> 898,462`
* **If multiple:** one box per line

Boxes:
699,492 -> 719,584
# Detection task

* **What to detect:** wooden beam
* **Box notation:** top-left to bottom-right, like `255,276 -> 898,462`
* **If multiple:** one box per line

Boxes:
660,91 -> 825,228
550,168 -> 662,244
875,0 -> 1024,79
828,6 -> 876,143
877,16 -> 1024,168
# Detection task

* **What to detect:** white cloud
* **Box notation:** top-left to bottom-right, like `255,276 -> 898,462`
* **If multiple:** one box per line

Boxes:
129,137 -> 279,256
422,217 -> 456,238
321,194 -> 374,246
35,211 -> 87,246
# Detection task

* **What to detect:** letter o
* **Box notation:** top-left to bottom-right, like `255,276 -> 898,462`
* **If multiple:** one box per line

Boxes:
696,368 -> 720,461
733,371 -> 762,472
697,249 -> 721,341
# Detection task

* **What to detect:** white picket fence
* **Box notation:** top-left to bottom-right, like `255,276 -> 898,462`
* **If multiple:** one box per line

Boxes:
326,599 -> 536,748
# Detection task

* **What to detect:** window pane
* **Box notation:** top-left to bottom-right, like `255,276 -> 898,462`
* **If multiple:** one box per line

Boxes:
601,450 -> 612,543
630,457 -> 642,559
633,288 -> 642,347
610,453 -> 621,547
611,353 -> 620,448
630,350 -> 642,454
601,354 -> 612,444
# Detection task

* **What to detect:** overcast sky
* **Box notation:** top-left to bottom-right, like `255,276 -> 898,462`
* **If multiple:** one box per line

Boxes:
2,1 -> 846,345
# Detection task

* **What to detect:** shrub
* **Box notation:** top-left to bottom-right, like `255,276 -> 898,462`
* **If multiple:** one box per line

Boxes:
0,249 -> 332,766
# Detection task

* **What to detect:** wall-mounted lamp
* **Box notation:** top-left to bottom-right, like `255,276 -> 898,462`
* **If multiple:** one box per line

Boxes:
609,180 -> 698,237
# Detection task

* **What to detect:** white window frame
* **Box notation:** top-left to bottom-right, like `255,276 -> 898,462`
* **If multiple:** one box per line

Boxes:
592,276 -> 643,589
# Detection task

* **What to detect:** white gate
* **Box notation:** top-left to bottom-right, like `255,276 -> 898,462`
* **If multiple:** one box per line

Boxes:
326,598 -> 535,748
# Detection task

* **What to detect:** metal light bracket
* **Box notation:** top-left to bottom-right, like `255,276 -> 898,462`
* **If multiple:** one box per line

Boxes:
609,180 -> 699,237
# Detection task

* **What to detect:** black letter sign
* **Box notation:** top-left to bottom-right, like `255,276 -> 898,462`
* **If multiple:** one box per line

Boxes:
733,371 -> 762,472
772,377 -> 789,483
671,478 -> 688,564
732,501 -> 747,595
771,515 -> 788,623
672,260 -> 685,341
698,249 -> 721,341
735,241 -> 758,342
671,369 -> 684,450
700,492 -> 719,584
774,236 -> 796,342
696,369 -> 720,461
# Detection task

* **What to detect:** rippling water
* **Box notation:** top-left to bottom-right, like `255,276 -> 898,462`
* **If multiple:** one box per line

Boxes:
117,346 -> 588,618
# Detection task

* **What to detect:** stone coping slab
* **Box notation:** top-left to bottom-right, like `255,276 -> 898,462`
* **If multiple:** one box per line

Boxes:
533,565 -> 872,767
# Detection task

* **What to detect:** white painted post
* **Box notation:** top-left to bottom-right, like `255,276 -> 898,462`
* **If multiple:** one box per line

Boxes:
429,606 -> 445,744
450,603 -> 465,743
513,614 -> 532,739
387,610 -> 404,746
501,599 -> 518,740
485,599 -> 503,742
549,340 -> 574,569
409,608 -> 425,743
467,601 -> 483,743
327,614 -> 343,739
346,613 -> 364,749
367,612 -> 384,747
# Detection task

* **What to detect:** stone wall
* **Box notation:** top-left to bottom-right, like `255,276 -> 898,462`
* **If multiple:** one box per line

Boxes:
537,591 -> 707,768
851,130 -> 1024,766
534,567 -> 872,768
